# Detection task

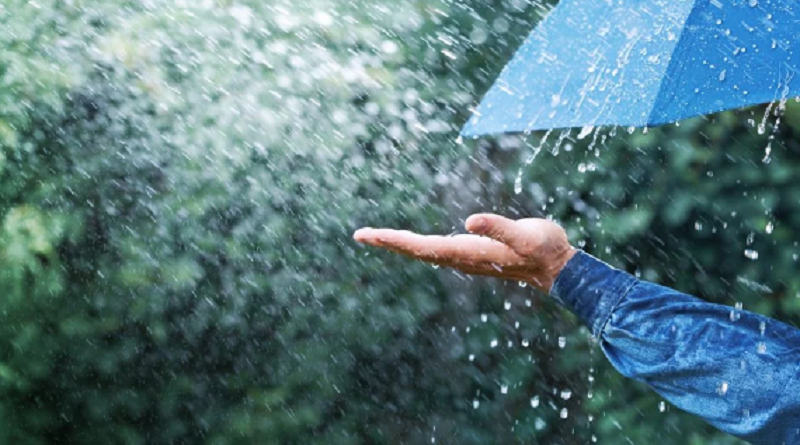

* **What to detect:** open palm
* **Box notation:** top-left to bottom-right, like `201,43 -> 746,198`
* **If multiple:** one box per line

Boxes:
353,213 -> 576,293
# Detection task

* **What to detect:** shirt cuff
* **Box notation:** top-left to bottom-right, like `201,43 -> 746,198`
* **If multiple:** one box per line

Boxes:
550,250 -> 638,337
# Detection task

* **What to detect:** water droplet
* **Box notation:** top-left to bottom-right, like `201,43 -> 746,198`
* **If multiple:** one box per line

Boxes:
560,389 -> 572,400
530,396 -> 540,408
481,313 -> 488,323
558,337 -> 567,348
468,354 -> 475,361
514,170 -> 523,195
490,339 -> 498,348
501,384 -> 508,394
518,281 -> 527,288
718,381 -> 729,395
560,407 -> 568,419
744,249 -> 759,260
577,126 -> 595,140
766,221 -> 774,234
521,339 -> 530,347
749,0 -> 758,7
472,399 -> 480,409
719,69 -> 727,81
504,300 -> 511,310
659,401 -> 666,412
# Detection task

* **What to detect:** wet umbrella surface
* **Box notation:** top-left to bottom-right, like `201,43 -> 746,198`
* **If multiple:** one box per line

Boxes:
463,0 -> 800,137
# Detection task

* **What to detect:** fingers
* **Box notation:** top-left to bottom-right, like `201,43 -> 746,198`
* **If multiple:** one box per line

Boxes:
354,228 -> 517,266
465,214 -> 527,248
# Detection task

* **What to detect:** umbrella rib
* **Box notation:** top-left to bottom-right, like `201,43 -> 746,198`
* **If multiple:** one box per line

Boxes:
646,1 -> 701,127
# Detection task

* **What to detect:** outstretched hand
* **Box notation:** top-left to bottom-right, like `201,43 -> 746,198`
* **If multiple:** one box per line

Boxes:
353,214 -> 576,293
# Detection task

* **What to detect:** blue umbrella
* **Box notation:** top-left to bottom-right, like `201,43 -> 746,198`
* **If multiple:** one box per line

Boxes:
461,0 -> 800,137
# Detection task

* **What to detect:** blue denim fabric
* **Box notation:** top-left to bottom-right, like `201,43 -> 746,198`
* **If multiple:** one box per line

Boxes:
551,251 -> 800,444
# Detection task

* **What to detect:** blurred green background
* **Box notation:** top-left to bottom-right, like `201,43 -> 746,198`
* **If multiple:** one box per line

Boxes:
2,0 -> 798,443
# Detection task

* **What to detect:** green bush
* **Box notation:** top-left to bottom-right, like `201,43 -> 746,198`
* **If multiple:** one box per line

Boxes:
2,1 -> 795,444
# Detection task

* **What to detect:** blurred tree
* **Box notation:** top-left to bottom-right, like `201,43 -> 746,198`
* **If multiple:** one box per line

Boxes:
1,0 -> 795,444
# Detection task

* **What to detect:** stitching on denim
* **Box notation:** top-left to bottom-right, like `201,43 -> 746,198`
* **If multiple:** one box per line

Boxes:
594,277 -> 638,338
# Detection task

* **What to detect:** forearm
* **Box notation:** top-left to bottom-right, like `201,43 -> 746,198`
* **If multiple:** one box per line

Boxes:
552,251 -> 800,444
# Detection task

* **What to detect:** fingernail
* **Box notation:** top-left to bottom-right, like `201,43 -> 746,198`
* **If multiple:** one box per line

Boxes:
474,217 -> 487,230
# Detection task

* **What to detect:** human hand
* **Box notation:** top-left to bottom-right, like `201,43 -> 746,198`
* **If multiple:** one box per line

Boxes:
353,214 -> 576,293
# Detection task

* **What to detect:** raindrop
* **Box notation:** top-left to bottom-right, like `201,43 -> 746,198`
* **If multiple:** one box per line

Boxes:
719,69 -> 727,82
558,336 -> 567,348
744,249 -> 759,260
514,170 -> 523,195
530,396 -> 540,408
749,0 -> 758,6
472,399 -> 480,409
766,221 -> 774,234
518,281 -> 528,288
560,389 -> 572,400
469,354 -> 475,361
560,408 -> 568,419
659,401 -> 666,412
718,381 -> 729,396
501,384 -> 508,394
490,339 -> 498,348
577,126 -> 595,140
521,339 -> 530,347
481,313 -> 488,323
759,101 -> 776,135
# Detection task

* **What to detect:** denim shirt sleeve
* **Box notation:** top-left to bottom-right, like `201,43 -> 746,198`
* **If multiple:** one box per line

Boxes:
551,251 -> 800,445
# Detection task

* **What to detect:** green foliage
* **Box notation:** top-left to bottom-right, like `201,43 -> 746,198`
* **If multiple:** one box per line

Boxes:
0,0 -> 794,444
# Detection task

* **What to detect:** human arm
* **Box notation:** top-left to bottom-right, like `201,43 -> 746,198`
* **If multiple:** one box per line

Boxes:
354,214 -> 800,444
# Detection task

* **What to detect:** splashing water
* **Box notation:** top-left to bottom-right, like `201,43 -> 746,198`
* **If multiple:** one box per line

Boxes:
577,125 -> 595,140
515,130 -> 555,195
551,129 -> 573,156
763,73 -> 794,163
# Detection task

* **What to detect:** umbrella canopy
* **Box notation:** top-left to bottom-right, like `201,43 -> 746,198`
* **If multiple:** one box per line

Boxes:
461,0 -> 800,137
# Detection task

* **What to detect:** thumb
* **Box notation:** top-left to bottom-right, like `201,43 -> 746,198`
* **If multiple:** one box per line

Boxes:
465,213 -> 527,250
